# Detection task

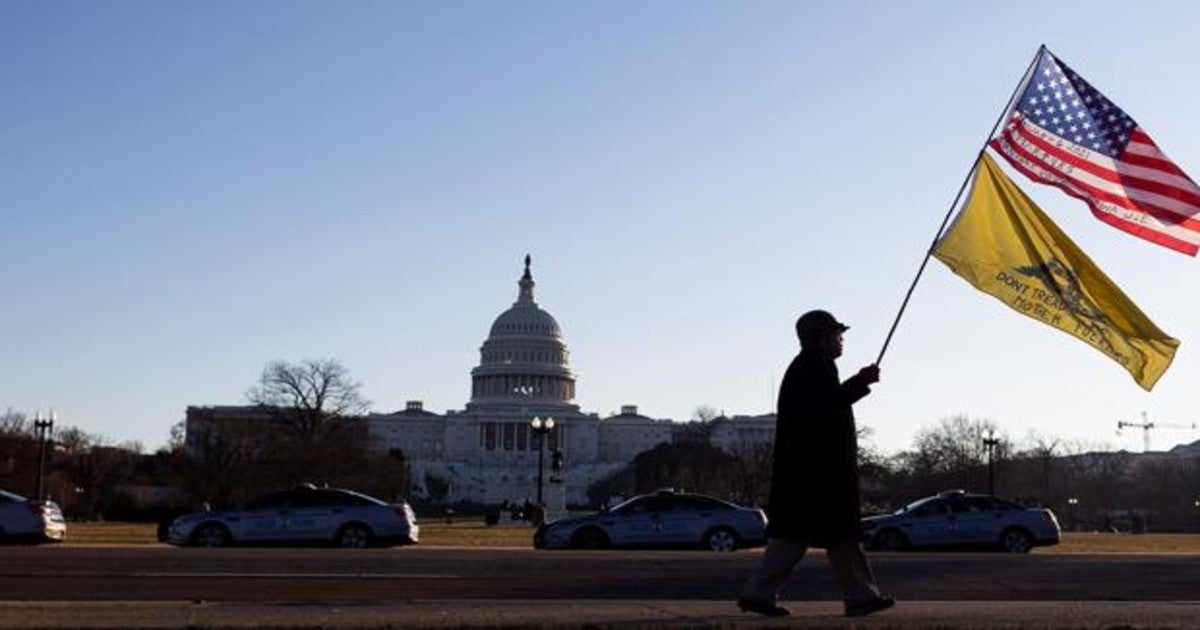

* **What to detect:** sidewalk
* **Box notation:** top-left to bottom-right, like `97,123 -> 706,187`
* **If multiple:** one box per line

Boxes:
1,600 -> 1198,629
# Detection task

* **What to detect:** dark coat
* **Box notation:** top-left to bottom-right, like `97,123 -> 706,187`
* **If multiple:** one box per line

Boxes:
766,349 -> 871,546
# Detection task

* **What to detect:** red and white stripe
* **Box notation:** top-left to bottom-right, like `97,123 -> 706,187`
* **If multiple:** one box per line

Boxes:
990,112 -> 1200,256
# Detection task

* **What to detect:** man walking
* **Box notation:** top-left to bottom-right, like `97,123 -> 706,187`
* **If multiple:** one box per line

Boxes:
738,309 -> 895,618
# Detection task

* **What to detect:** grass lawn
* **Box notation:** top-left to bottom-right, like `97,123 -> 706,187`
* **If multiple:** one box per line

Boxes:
1047,532 -> 1200,554
62,519 -> 538,547
58,521 -> 1200,552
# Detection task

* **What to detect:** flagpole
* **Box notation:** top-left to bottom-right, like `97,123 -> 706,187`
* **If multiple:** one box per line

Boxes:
874,44 -> 1047,366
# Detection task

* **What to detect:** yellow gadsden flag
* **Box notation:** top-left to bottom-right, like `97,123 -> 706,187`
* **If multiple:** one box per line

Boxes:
933,152 -> 1179,390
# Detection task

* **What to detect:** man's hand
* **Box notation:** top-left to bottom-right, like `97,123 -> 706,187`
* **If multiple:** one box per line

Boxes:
857,364 -> 880,384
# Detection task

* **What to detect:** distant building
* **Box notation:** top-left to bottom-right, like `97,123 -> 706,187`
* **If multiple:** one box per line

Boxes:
187,257 -> 775,505
709,414 -> 776,452
184,405 -> 276,458
1168,440 -> 1200,458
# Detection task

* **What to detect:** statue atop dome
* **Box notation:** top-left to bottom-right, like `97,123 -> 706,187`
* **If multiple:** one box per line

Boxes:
518,254 -> 536,304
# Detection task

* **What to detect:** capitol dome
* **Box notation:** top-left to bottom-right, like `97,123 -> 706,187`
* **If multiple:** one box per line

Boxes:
469,256 -> 576,408
488,298 -> 561,338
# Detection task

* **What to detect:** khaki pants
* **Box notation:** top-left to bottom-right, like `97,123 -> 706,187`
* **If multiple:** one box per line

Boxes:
740,537 -> 881,604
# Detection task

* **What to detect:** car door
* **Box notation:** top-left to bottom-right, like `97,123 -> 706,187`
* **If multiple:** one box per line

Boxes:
607,497 -> 667,545
903,498 -> 953,547
0,491 -> 31,536
652,497 -> 706,544
677,496 -> 730,542
232,493 -> 290,542
941,496 -> 979,544
280,490 -> 343,541
957,496 -> 1005,544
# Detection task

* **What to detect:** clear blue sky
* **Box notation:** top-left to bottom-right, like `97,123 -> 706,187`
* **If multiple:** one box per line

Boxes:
4,1 -> 1200,454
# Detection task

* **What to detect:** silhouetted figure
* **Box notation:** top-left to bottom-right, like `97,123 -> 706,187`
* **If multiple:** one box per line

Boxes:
738,310 -> 895,618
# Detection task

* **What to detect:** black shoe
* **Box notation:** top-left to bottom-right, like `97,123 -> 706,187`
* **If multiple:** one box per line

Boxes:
845,595 -> 896,617
737,599 -> 790,617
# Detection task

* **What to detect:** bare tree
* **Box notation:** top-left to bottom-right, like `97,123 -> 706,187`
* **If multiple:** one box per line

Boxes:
0,408 -> 30,436
166,420 -> 186,452
910,415 -> 1010,493
728,439 -> 773,506
0,409 -> 35,493
55,428 -> 138,519
1060,445 -> 1132,525
631,441 -> 734,497
247,359 -> 370,443
1014,430 -> 1062,501
244,358 -> 373,489
176,420 -> 264,508
692,405 -> 720,423
674,405 -> 720,444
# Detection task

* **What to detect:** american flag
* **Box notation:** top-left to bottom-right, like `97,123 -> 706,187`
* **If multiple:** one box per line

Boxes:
990,49 -> 1200,256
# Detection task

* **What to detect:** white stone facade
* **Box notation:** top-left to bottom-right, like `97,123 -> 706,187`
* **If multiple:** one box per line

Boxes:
369,402 -> 679,505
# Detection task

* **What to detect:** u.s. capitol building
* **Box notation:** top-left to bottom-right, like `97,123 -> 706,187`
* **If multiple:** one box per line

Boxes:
186,257 -> 774,506
366,257 -> 774,505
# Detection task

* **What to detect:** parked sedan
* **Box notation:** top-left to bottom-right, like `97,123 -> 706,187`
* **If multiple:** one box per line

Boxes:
534,490 -> 767,552
166,486 -> 418,548
0,489 -> 66,543
861,490 -> 1060,553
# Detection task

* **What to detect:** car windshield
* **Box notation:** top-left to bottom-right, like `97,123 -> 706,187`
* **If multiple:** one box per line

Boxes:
895,494 -> 1025,515
606,496 -> 642,513
320,489 -> 387,507
897,497 -> 938,514
606,493 -> 736,515
677,495 -> 736,511
607,495 -> 676,514
240,488 -> 388,510
241,494 -> 286,510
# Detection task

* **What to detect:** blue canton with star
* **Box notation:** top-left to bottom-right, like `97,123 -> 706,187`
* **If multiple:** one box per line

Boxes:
1015,53 -> 1137,158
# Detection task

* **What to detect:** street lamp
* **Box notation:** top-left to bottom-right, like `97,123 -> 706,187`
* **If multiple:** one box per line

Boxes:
529,416 -> 555,507
982,430 -> 1000,497
33,411 -> 55,502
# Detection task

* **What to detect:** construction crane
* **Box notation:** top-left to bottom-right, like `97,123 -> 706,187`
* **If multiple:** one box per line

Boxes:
1117,412 -> 1199,452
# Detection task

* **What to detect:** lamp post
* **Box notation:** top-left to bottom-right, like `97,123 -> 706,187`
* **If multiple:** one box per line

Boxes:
982,430 -> 1000,497
1067,497 -> 1079,531
529,415 -> 555,507
33,411 -> 55,502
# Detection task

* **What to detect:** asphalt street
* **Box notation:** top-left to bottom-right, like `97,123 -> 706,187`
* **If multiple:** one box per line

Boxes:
0,545 -> 1197,628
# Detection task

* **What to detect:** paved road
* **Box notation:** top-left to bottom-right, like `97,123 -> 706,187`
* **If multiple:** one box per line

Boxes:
0,545 -> 1197,627
2,545 -> 1197,601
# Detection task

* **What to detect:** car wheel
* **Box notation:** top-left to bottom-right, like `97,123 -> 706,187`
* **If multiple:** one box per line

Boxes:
336,523 -> 375,549
705,527 -> 739,552
570,527 -> 610,549
873,529 -> 909,551
1000,528 -> 1033,553
191,523 -> 231,548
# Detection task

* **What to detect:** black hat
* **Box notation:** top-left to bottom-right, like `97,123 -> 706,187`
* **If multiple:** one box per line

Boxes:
796,309 -> 849,340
